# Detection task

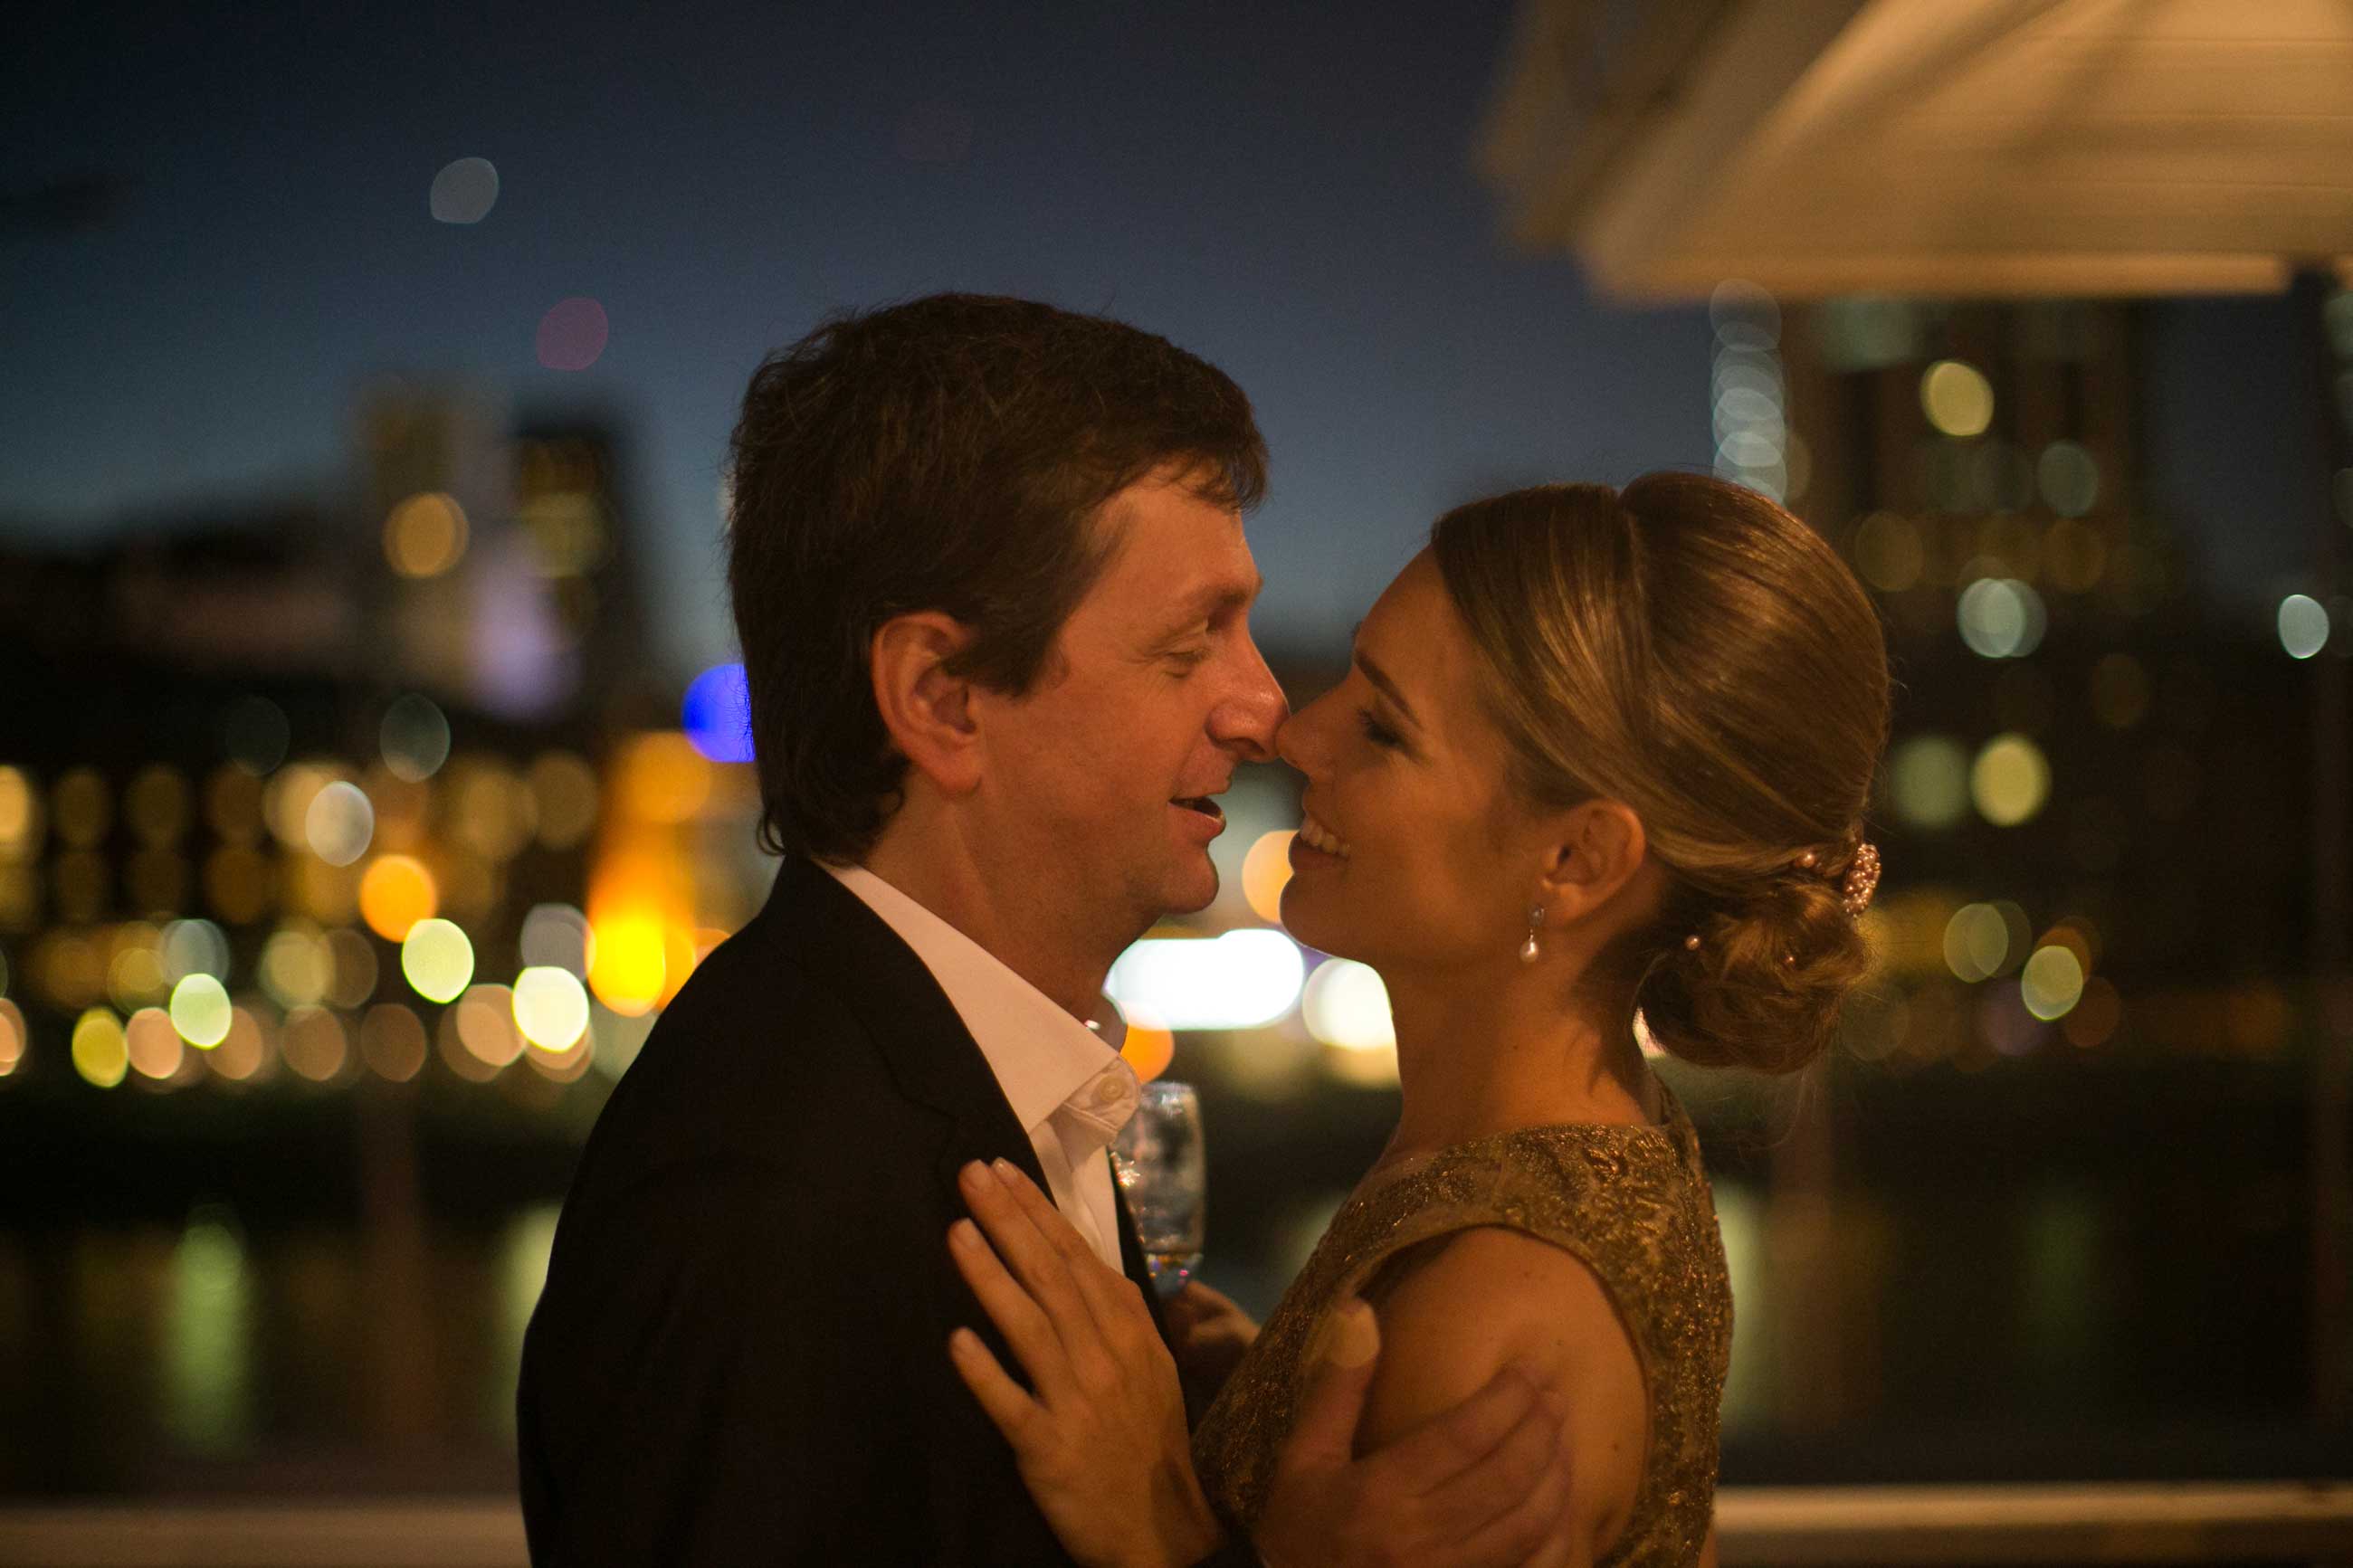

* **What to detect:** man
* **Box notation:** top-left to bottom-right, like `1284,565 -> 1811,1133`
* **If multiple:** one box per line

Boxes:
518,294 -> 1568,1564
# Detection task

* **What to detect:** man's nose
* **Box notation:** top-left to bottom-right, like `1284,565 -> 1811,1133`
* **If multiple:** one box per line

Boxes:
1212,634 -> 1289,762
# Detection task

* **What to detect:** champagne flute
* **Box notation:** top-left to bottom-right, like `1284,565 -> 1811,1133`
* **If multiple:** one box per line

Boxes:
1111,1079 -> 1205,1297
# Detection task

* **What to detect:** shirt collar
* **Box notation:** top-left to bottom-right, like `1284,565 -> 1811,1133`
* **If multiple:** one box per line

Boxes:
823,862 -> 1136,1138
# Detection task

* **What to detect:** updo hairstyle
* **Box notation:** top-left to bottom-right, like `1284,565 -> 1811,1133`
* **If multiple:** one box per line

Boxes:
1430,472 -> 1891,1074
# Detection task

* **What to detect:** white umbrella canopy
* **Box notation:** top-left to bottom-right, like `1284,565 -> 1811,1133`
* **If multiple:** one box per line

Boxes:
1482,0 -> 2353,299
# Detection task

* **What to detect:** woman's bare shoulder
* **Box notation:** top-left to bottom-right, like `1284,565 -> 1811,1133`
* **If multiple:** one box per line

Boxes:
1358,1226 -> 1649,1552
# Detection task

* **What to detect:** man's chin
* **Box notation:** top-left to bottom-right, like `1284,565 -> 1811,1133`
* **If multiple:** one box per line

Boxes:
1156,862 -> 1221,918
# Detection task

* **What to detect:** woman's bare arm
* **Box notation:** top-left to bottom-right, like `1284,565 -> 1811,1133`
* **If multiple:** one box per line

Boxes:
1356,1228 -> 1649,1567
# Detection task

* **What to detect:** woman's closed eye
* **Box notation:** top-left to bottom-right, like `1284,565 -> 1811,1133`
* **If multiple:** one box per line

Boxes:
1357,708 -> 1405,750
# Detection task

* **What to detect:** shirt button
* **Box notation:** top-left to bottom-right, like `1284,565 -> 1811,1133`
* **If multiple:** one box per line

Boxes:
1092,1078 -> 1129,1107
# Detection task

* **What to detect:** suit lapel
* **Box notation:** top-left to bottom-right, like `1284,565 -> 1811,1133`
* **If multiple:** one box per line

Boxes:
754,857 -> 1051,1197
759,859 -> 1172,1343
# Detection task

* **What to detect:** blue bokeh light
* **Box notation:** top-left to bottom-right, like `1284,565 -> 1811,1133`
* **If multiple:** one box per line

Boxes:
681,663 -> 755,763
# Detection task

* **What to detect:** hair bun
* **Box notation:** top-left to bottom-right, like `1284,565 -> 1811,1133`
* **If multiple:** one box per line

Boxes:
1636,868 -> 1874,1075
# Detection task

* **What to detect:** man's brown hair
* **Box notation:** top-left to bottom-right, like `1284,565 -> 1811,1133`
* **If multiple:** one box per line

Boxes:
725,293 -> 1267,861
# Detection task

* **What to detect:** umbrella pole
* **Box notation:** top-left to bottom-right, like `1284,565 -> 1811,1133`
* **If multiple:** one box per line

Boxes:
2294,267 -> 2353,1425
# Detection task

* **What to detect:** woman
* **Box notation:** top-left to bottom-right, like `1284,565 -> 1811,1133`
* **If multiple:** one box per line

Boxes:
948,472 -> 1891,1566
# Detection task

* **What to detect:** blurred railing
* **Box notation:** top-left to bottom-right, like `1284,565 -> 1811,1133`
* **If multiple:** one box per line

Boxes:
0,1484 -> 2348,1566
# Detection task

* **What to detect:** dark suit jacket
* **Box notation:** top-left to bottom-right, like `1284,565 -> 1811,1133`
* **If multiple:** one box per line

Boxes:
518,856 -> 1254,1565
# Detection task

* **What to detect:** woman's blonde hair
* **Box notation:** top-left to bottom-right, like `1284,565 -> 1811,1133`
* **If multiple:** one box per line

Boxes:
1431,472 -> 1891,1074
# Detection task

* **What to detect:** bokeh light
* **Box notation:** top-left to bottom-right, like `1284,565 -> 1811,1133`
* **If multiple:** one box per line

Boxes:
0,998 -> 24,1077
304,781 -> 375,866
1301,959 -> 1396,1050
1850,512 -> 1924,594
1972,735 -> 2051,826
1708,280 -> 1780,350
125,1006 -> 184,1081
260,925 -> 333,1009
525,1022 -> 595,1083
106,928 -> 167,1012
429,157 -> 500,223
358,854 -> 438,941
681,664 -> 755,764
586,908 -> 667,1016
519,903 -> 594,976
1920,360 -> 1995,437
450,760 -> 537,860
401,918 -> 474,1003
1958,578 -> 2046,659
614,733 -> 711,824
1242,831 -> 1295,925
2021,946 -> 2087,1021
2043,519 -> 2108,594
1888,735 -> 1970,831
1118,1020 -> 1176,1083
380,694 -> 452,781
326,928 -> 379,1009
2279,594 -> 2331,659
1943,904 -> 2012,984
169,973 -> 233,1048
513,966 -> 591,1051
1105,930 -> 1304,1031
2036,441 -> 2101,516
0,765 -> 38,855
456,984 -> 525,1068
384,492 -> 469,579
281,1006 -> 348,1082
528,752 -> 600,849
209,1006 -> 269,1082
52,768 -> 110,849
537,297 -> 609,371
265,764 -> 333,849
71,1008 -> 129,1088
161,912 -> 233,987
437,1006 -> 500,1083
2063,977 -> 2123,1049
359,1003 -> 428,1082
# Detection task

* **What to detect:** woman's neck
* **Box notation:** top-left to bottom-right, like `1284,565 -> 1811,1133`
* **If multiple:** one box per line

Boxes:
1376,960 -> 1656,1169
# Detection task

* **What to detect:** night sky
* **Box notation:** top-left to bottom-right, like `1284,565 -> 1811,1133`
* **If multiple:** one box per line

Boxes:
3,2 -> 2323,679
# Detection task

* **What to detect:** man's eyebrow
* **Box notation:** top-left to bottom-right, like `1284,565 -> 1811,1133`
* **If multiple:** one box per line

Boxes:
1149,575 -> 1262,641
1350,630 -> 1421,731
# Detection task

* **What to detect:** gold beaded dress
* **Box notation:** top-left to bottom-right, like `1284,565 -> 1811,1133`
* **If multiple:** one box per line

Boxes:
1190,1085 -> 1732,1567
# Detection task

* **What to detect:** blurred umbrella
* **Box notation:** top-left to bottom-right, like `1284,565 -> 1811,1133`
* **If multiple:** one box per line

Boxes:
1482,0 -> 2353,1420
1481,0 -> 2353,299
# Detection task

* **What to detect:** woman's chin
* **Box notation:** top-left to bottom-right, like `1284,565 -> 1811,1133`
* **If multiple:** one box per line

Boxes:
1276,894 -> 1351,959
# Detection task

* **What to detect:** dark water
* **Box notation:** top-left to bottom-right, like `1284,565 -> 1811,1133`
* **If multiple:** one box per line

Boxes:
1,1051 -> 2347,1495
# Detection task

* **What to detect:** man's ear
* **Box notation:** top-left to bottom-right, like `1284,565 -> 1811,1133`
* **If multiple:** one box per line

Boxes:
871,612 -> 983,796
1538,799 -> 1651,921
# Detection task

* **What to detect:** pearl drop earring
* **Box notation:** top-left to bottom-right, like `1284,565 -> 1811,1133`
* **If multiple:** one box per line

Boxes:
1519,904 -> 1544,965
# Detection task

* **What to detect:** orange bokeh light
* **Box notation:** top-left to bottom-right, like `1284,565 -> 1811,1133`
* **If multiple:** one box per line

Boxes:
1242,831 -> 1295,925
1119,1023 -> 1176,1084
358,854 -> 438,941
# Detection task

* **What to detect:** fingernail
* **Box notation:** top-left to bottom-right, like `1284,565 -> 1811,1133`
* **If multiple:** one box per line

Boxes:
1324,1299 -> 1378,1368
959,1161 -> 990,1189
949,1219 -> 980,1250
991,1157 -> 1019,1182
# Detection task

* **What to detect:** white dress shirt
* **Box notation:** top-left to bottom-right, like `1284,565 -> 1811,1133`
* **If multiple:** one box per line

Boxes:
824,862 -> 1140,1272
